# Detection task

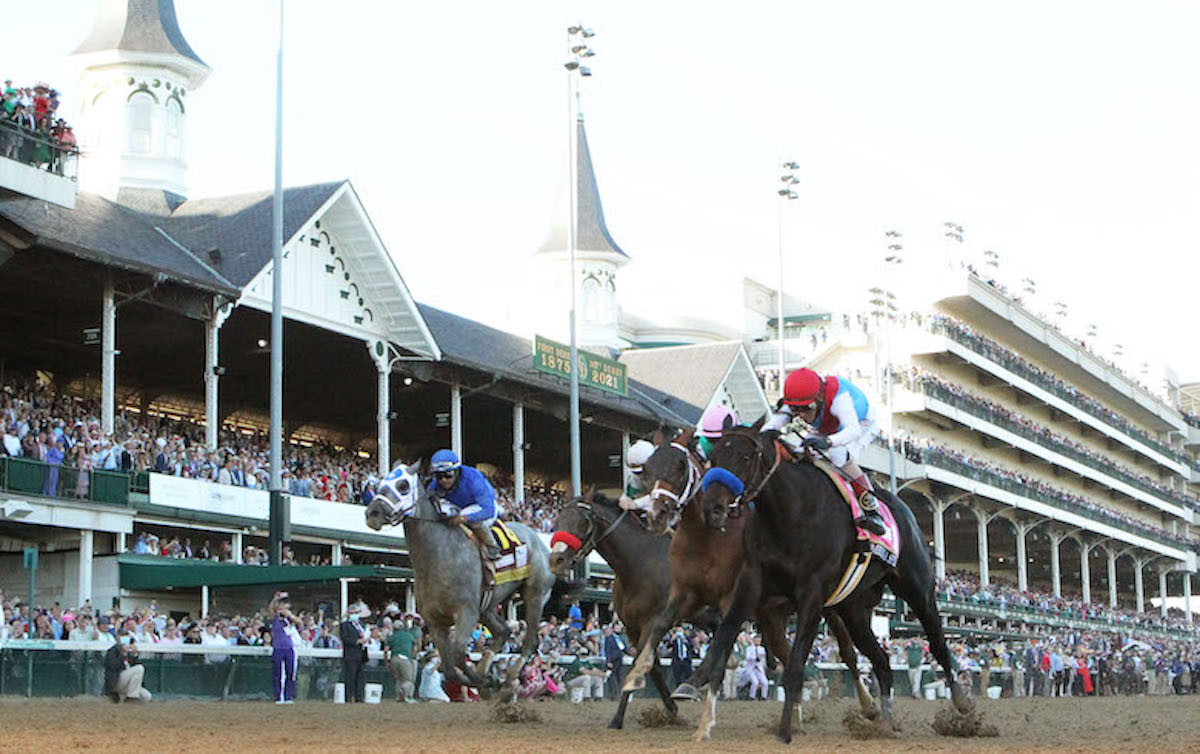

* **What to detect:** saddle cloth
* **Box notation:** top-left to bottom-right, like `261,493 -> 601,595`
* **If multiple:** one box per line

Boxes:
812,460 -> 902,606
460,521 -> 530,585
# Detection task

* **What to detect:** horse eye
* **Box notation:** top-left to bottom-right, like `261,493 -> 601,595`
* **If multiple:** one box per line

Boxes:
396,479 -> 410,494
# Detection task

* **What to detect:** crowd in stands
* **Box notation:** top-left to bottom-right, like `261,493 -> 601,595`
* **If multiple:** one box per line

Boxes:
922,314 -> 1191,466
1,80 -> 77,174
1183,411 -> 1200,431
128,530 -> 351,567
897,367 -> 1200,511
882,432 -> 1198,548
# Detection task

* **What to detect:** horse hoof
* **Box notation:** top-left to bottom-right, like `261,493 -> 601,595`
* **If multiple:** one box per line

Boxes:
622,677 -> 646,693
776,732 -> 793,745
607,719 -> 624,730
864,704 -> 881,721
671,683 -> 701,701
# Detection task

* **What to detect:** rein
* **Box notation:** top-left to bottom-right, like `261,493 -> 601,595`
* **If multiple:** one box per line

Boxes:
650,442 -> 702,510
720,432 -> 782,505
562,501 -> 627,570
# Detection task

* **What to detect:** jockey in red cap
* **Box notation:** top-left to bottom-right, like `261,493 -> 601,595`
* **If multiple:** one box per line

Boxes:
763,368 -> 886,535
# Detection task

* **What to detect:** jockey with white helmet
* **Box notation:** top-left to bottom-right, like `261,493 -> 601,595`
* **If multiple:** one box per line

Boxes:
763,368 -> 885,536
617,439 -> 655,512
696,404 -> 739,458
427,449 -> 502,560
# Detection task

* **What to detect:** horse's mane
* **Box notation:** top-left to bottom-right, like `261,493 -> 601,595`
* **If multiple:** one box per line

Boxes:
568,491 -> 618,509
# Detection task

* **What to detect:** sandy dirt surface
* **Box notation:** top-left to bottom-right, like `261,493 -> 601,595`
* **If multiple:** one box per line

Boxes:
4,694 -> 1197,752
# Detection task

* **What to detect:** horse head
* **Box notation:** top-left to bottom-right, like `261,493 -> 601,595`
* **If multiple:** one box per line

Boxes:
364,460 -> 423,531
548,487 -> 600,577
643,426 -> 701,535
701,423 -> 773,531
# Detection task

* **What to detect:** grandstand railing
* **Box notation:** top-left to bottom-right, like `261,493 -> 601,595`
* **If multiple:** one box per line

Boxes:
0,120 -> 79,179
0,456 -> 142,507
909,378 -> 1198,513
906,445 -> 1193,550
928,319 -> 1191,467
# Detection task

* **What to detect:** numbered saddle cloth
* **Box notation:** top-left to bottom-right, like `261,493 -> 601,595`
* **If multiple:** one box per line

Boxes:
812,460 -> 902,606
461,521 -> 530,585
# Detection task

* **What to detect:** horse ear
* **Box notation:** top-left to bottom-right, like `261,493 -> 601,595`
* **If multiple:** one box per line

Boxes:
722,414 -> 736,431
584,484 -> 596,503
749,414 -> 766,432
677,426 -> 696,446
652,428 -> 664,447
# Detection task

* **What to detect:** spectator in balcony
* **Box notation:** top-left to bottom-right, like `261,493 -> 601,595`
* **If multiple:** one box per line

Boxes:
105,634 -> 151,703
30,117 -> 52,170
42,440 -> 64,496
2,423 -> 19,456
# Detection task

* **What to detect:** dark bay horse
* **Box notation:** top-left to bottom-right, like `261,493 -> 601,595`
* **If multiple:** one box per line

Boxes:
548,491 -> 688,728
622,428 -> 878,718
696,425 -> 973,743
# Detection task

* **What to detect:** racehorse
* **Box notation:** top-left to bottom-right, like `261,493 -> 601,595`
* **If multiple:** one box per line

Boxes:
365,462 -> 558,704
620,427 -> 881,722
548,490 -> 689,728
694,424 -> 973,743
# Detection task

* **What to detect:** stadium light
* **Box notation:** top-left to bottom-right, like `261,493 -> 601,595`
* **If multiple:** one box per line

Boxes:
775,161 -> 799,396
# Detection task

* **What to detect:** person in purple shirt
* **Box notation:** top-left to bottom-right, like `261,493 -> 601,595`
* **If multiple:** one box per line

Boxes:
267,591 -> 302,704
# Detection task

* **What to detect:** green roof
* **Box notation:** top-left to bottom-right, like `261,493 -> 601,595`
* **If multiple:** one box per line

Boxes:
118,553 -> 411,591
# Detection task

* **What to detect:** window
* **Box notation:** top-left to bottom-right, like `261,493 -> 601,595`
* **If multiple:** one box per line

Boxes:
165,99 -> 183,160
126,92 -> 154,155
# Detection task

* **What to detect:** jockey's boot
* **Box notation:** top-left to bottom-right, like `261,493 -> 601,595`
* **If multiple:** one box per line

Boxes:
467,520 -> 501,561
849,474 -> 887,537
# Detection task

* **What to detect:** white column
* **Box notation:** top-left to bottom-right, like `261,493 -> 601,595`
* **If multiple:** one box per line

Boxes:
1135,559 -> 1145,614
1080,543 -> 1091,605
101,280 -> 117,436
450,382 -> 463,457
201,584 -> 210,618
1050,534 -> 1062,598
1159,570 -> 1168,618
507,601 -> 517,623
377,363 -> 390,477
404,583 -> 416,614
116,532 -> 127,554
621,432 -> 631,496
204,304 -> 227,449
1015,523 -> 1029,592
1185,573 -> 1193,625
976,510 -> 990,587
1107,550 -> 1118,609
332,541 -> 343,567
232,531 -> 244,564
340,578 -> 349,619
78,529 -> 94,606
513,403 -> 525,505
932,499 -> 948,581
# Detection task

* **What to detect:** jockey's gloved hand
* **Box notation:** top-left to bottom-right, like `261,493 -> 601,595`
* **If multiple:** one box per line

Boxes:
803,434 -> 832,451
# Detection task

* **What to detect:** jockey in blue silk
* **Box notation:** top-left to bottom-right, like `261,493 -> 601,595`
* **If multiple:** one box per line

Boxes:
427,449 -> 501,561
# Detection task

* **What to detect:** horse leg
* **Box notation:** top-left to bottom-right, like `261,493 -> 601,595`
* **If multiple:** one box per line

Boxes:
479,607 -> 517,703
826,610 -> 878,719
894,578 -> 974,714
449,605 -> 488,689
623,592 -> 690,694
776,589 -> 825,745
758,605 -> 792,678
695,568 -> 761,743
837,604 -> 895,723
427,621 -> 472,688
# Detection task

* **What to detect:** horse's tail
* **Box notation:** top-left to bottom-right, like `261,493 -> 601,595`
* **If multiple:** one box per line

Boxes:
543,576 -> 585,618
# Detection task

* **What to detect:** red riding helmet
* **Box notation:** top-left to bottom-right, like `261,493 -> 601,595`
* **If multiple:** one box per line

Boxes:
782,368 -> 823,408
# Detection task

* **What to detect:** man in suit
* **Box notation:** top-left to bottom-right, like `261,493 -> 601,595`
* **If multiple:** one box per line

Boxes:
669,626 -> 693,691
105,632 -> 151,702
339,603 -> 370,702
603,622 -> 628,700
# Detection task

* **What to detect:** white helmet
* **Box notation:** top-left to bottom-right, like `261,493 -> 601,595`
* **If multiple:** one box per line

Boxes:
626,439 -> 655,469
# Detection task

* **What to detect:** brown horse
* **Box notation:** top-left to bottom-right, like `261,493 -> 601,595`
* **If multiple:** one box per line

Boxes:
622,427 -> 878,718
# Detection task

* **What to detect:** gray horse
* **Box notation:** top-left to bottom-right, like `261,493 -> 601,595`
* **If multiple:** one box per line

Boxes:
364,462 -> 558,703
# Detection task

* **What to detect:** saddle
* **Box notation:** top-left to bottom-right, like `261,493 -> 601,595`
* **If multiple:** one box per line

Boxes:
810,460 -> 902,607
459,521 -> 530,586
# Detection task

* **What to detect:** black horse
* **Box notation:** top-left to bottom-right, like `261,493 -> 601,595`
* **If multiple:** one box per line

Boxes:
695,424 -> 973,743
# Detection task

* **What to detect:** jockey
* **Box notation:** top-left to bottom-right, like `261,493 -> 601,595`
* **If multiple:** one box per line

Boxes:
427,449 -> 501,561
617,439 -> 655,512
763,368 -> 886,536
697,404 -> 739,459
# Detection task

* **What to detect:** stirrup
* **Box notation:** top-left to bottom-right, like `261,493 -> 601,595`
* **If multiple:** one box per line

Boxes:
855,513 -> 885,537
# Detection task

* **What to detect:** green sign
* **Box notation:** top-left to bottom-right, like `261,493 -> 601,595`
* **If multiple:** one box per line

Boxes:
533,335 -> 627,397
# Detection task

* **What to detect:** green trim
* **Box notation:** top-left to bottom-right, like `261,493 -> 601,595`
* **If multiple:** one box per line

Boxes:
766,313 -> 831,327
117,553 -> 412,590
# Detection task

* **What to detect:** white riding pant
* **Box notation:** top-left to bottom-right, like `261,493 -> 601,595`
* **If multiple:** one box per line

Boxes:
828,419 -> 879,467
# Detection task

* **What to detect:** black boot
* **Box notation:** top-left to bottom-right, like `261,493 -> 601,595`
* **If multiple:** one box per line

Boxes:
855,510 -> 886,537
467,521 -> 501,560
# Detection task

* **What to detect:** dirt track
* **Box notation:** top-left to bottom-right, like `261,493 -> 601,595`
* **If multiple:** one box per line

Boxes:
4,694 -> 1197,752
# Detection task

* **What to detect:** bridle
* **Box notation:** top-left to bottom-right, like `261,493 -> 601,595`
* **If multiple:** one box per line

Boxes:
558,499 -> 628,571
713,430 -> 783,505
649,442 -> 703,512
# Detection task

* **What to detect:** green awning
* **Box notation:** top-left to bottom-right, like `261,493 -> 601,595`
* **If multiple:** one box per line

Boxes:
766,313 -> 832,327
118,553 -> 412,591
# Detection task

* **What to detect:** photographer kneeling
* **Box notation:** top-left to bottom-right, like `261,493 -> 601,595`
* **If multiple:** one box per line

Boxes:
105,631 -> 152,703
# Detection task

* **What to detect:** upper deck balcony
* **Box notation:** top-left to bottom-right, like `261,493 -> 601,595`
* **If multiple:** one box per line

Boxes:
0,123 -> 78,209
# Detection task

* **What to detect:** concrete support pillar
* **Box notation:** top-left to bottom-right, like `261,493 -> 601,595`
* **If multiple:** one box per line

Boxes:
405,583 -> 416,614
377,364 -> 390,477
201,584 -> 210,618
78,529 -> 94,606
332,541 -> 343,567
1185,573 -> 1193,625
1159,570 -> 1168,618
621,432 -> 631,497
932,499 -> 948,581
232,531 -> 243,564
204,302 -> 229,450
976,510 -> 990,587
1050,534 -> 1062,598
340,578 -> 349,619
1080,543 -> 1091,605
1134,559 -> 1145,614
513,403 -> 525,505
450,382 -> 463,458
116,532 -> 127,554
1107,550 -> 1118,609
1015,522 -> 1029,592
507,601 -> 517,623
101,280 -> 117,436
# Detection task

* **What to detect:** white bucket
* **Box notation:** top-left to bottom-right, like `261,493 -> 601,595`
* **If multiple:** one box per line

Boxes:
365,683 -> 383,704
924,686 -> 936,701
333,683 -> 346,703
986,686 -> 1002,700
801,687 -> 812,703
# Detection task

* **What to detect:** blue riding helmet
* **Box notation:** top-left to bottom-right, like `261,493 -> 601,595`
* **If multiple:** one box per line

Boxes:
431,449 -> 462,473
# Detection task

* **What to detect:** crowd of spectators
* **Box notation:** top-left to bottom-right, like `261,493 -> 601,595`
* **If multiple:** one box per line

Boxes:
883,432 -> 1198,548
922,314 -> 1191,467
0,374 -> 569,533
897,367 -> 1200,511
1,79 -> 76,174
